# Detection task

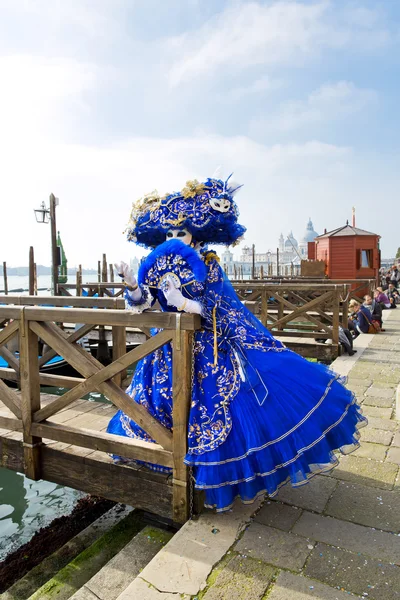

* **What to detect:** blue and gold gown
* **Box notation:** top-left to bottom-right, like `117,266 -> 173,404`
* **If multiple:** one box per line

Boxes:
107,240 -> 366,511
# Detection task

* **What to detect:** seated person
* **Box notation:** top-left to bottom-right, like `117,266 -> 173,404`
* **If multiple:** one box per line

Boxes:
374,287 -> 391,309
348,299 -> 371,337
363,294 -> 383,328
387,283 -> 399,309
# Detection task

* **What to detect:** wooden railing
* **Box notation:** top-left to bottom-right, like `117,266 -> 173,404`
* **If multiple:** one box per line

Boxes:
233,283 -> 346,360
0,304 -> 200,523
59,283 -> 125,298
232,277 -> 375,301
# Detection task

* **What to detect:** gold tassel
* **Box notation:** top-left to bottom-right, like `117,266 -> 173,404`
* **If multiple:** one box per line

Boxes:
213,305 -> 218,366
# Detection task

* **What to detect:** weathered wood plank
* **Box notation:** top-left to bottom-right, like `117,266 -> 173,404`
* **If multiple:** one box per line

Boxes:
24,306 -> 201,331
33,329 -> 172,423
0,411 -> 22,431
0,346 -> 20,373
40,447 -> 173,520
0,379 -> 22,418
19,319 -> 42,479
0,320 -> 19,348
0,367 -> 86,389
172,329 -> 192,524
38,323 -> 96,367
0,295 -> 125,309
31,421 -> 173,468
112,325 -> 127,386
29,321 -> 173,450
270,291 -> 334,332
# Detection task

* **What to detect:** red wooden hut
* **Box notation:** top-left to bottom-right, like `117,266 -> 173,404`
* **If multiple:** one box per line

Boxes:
308,222 -> 380,286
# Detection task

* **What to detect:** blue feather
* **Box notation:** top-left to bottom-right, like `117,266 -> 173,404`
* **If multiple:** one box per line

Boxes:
138,239 -> 207,286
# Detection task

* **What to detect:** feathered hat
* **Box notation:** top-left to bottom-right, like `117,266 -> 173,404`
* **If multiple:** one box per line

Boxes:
126,174 -> 246,248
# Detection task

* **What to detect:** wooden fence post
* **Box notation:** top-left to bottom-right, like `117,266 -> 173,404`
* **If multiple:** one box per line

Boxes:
341,284 -> 349,329
34,263 -> 38,295
332,288 -> 340,358
278,296 -> 284,331
112,326 -> 127,387
261,291 -> 268,327
172,325 -> 192,524
29,247 -> 35,296
2,261 -> 8,295
19,311 -> 42,479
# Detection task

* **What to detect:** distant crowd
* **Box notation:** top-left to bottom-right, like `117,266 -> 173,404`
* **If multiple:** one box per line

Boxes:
343,265 -> 400,354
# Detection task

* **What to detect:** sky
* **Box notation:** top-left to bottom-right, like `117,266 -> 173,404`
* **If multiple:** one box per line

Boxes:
0,0 -> 399,268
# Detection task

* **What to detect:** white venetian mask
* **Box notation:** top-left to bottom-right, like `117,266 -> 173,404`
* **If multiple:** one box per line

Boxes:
209,197 -> 231,213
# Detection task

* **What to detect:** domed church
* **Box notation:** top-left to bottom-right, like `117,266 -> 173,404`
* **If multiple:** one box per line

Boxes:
298,218 -> 319,257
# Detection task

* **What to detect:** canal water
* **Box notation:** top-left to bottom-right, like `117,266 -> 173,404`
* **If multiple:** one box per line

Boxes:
0,384 -> 114,561
0,275 -> 116,561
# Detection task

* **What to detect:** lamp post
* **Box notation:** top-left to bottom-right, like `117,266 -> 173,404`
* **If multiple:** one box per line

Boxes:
34,194 -> 59,295
267,251 -> 271,277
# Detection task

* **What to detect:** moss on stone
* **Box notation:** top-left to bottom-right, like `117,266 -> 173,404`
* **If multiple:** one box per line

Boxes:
142,526 -> 173,545
28,510 -> 144,600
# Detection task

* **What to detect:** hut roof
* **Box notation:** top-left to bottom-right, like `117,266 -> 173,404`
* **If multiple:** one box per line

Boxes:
316,224 -> 378,239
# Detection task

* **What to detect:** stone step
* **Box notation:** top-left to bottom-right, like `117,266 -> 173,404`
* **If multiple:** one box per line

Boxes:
26,508 -> 147,600
2,505 -> 134,600
69,526 -> 173,600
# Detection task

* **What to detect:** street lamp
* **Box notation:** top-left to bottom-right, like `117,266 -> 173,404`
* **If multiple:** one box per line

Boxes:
34,194 -> 59,295
34,201 -> 50,224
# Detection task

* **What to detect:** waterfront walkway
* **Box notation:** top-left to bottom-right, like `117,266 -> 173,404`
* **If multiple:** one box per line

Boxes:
116,310 -> 400,600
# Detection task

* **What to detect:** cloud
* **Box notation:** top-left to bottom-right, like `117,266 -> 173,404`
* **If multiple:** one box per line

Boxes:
167,1 -> 393,86
250,80 -> 377,133
0,131 -> 352,267
221,75 -> 284,102
0,55 -> 98,143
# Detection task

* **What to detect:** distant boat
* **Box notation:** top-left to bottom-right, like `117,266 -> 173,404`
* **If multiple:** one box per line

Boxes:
0,353 -> 77,385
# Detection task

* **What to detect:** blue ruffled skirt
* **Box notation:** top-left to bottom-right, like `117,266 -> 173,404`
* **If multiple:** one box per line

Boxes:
107,331 -> 366,512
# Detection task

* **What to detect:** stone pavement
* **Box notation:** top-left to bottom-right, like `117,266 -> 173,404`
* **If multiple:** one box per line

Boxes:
117,310 -> 400,600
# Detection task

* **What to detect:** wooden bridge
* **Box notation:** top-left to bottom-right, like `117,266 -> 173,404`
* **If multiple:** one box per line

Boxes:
0,280 -> 370,524
0,297 -> 200,525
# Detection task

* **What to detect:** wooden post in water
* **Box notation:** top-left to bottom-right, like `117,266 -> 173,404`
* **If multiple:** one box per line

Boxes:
251,244 -> 256,280
34,263 -> 38,295
29,247 -> 35,296
260,265 -> 264,279
76,265 -> 82,296
98,254 -> 110,362
109,264 -> 114,283
102,254 -> 108,284
3,261 -> 8,295
276,248 -> 280,277
97,261 -> 101,283
49,194 -> 59,296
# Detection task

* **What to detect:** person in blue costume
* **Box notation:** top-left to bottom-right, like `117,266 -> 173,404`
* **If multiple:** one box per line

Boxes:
107,175 -> 367,512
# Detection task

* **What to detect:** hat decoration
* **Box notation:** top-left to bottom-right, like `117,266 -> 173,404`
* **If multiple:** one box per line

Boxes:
126,175 -> 246,248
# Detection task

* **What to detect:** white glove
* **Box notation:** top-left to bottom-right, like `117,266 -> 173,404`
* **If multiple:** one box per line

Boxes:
162,277 -> 202,314
114,261 -> 142,301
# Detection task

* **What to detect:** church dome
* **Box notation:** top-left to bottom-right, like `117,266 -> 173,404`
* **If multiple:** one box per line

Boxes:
284,231 -> 298,249
301,218 -> 319,244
